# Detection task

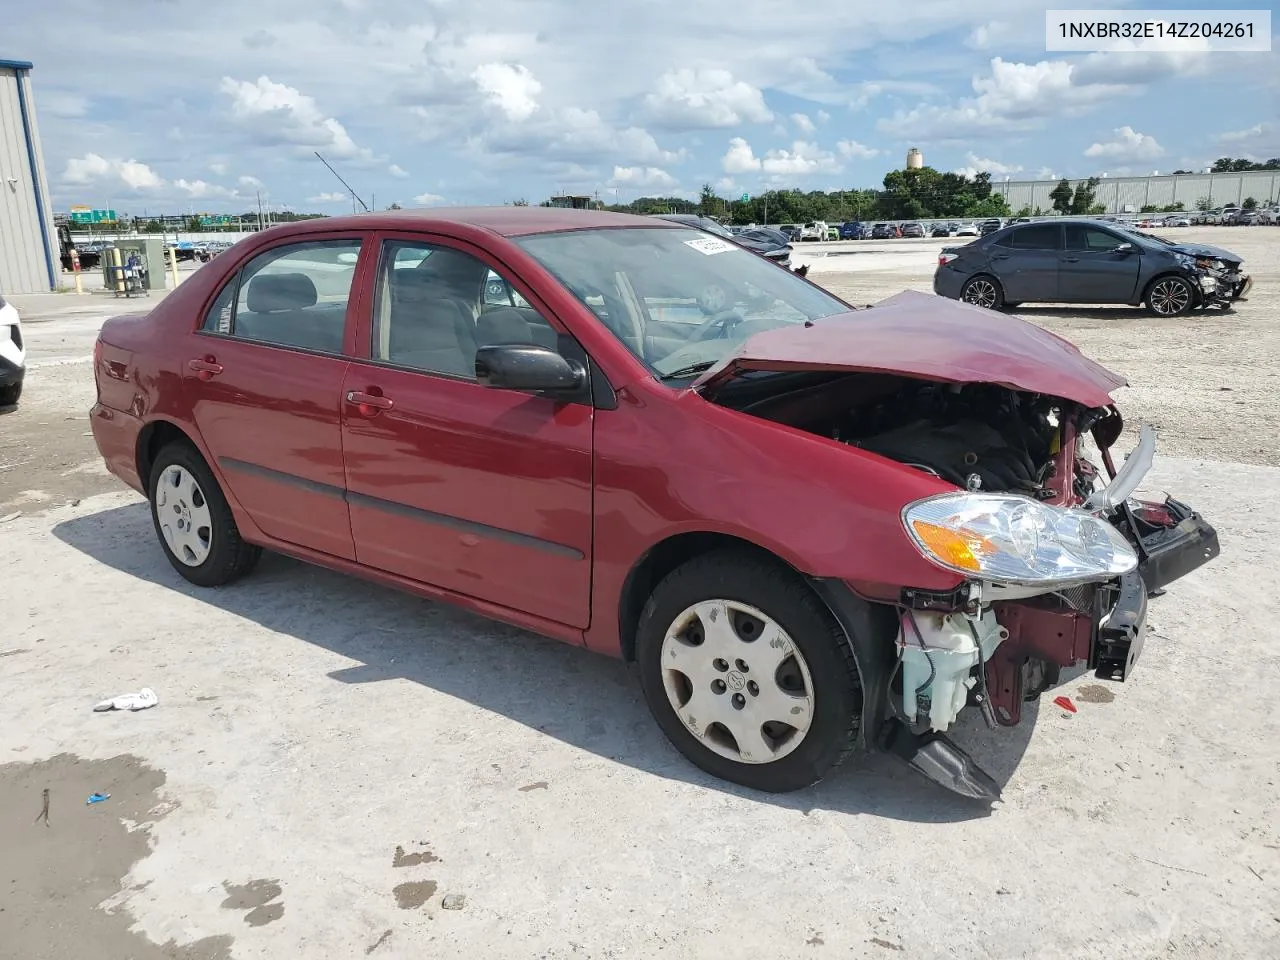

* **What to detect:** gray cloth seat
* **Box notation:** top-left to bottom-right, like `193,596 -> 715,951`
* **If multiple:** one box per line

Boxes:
386,271 -> 478,376
236,272 -> 345,353
477,306 -> 559,349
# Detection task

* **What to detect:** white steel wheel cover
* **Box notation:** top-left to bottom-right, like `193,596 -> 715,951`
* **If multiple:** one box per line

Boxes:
660,599 -> 815,765
154,465 -> 214,567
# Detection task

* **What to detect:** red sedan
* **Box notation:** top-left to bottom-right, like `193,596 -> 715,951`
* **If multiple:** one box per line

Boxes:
89,208 -> 1218,799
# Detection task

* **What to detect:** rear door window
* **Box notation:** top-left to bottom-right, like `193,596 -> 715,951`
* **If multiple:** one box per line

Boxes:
200,239 -> 363,354
1009,224 -> 1063,250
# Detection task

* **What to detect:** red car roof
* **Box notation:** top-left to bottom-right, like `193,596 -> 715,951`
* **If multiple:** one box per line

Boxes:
270,206 -> 681,238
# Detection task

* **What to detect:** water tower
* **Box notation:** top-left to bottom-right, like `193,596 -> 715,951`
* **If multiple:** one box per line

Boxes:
906,147 -> 924,169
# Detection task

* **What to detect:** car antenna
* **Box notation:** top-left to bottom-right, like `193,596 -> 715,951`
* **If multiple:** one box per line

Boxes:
314,151 -> 370,213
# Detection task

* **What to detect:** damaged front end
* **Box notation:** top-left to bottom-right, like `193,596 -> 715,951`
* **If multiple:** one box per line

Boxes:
1183,253 -> 1252,310
880,404 -> 1219,800
697,291 -> 1222,799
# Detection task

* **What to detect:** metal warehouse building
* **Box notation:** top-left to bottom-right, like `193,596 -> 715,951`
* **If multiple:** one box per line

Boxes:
992,170 -> 1279,216
0,59 -> 57,294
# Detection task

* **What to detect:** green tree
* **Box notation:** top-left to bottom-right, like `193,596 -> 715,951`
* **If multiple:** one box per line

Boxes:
1243,196 -> 1258,209
1161,201 -> 1184,212
698,183 -> 718,217
145,219 -> 162,232
1195,196 -> 1211,211
387,202 -> 402,210
1049,178 -> 1074,214
1211,157 -> 1280,172
1069,177 -> 1100,214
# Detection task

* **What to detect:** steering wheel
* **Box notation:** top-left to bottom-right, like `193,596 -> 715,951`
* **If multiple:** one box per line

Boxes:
684,308 -> 743,347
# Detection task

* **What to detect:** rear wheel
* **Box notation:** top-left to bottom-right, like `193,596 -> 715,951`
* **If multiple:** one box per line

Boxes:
636,550 -> 862,792
148,441 -> 261,587
961,275 -> 1004,310
0,381 -> 21,407
1144,275 -> 1194,317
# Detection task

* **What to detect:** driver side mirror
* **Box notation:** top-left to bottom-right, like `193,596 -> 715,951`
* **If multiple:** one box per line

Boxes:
475,344 -> 585,394
1112,242 -> 1134,254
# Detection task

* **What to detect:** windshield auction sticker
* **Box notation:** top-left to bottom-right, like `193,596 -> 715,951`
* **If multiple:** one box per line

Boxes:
1046,9 -> 1270,51
684,236 -> 737,256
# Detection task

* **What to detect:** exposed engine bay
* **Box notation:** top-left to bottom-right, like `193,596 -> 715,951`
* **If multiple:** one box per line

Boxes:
726,372 -> 1093,500
714,369 -> 1221,799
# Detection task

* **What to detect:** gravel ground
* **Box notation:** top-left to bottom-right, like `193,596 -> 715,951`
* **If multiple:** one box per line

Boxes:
1,229 -> 1278,959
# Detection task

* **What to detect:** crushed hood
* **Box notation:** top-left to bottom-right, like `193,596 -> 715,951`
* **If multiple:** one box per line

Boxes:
1165,241 -> 1243,265
692,289 -> 1128,407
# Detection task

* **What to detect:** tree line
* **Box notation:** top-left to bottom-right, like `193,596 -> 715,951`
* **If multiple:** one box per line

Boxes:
589,166 -> 1013,224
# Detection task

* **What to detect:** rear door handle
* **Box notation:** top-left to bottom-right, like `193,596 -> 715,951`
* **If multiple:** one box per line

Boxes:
188,357 -> 223,380
1061,257 -> 1080,263
346,390 -> 394,414
992,254 -> 1010,260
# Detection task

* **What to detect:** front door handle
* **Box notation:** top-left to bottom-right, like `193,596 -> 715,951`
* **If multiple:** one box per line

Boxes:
1061,257 -> 1080,263
992,254 -> 1010,260
188,356 -> 223,380
346,390 -> 394,415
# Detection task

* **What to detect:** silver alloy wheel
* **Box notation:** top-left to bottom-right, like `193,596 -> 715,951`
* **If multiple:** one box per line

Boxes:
154,464 -> 213,567
962,278 -> 998,308
660,599 -> 815,765
1149,278 -> 1191,315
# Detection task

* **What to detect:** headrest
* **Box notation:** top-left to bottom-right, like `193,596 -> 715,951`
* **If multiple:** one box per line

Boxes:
419,248 -> 487,292
390,269 -> 434,303
476,308 -> 533,345
246,272 -> 317,313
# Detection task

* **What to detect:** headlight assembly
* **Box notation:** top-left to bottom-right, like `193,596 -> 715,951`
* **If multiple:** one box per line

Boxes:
902,492 -> 1138,586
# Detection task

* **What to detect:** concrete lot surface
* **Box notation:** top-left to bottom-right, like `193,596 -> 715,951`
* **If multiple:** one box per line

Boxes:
2,230 -> 1279,959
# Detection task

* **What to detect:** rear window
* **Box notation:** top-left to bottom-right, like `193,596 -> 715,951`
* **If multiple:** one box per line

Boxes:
1009,224 -> 1062,250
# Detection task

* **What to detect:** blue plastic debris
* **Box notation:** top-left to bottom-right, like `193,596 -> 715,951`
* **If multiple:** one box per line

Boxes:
87,793 -> 110,804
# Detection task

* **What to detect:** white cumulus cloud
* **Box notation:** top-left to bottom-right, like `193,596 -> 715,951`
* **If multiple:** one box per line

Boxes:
836,139 -> 880,160
471,63 -> 542,121
414,192 -> 446,205
1084,126 -> 1164,161
721,137 -> 761,174
63,153 -> 164,190
644,68 -> 772,130
954,152 -> 1023,178
608,165 -> 677,188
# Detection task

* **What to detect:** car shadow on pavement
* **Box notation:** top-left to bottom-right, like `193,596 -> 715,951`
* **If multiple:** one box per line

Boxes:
53,501 -> 1039,824
1010,306 -> 1150,322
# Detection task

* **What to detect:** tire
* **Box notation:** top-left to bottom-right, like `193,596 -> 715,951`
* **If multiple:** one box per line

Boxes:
635,549 -> 863,793
1144,275 -> 1194,317
0,381 -> 21,407
961,275 -> 1004,310
148,440 -> 261,587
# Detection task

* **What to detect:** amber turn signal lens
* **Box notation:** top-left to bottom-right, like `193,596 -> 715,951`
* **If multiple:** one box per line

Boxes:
909,520 -> 994,572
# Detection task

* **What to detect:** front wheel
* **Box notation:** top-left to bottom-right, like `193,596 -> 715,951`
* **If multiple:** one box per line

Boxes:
636,550 -> 862,792
0,381 -> 21,407
1145,276 -> 1194,317
961,275 -> 1004,310
148,441 -> 261,587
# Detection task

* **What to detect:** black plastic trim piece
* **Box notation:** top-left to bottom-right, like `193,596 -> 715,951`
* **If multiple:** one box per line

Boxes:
217,456 -> 585,560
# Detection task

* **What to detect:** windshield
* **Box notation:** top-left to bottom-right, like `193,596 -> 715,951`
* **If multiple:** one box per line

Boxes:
1117,225 -> 1175,246
515,226 -> 849,378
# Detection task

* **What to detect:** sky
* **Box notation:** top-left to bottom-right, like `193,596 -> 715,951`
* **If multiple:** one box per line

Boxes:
8,0 -> 1278,215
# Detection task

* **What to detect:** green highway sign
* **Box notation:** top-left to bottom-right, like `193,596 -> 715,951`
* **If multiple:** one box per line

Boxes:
199,214 -> 237,226
68,207 -> 118,224
740,193 -> 750,202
